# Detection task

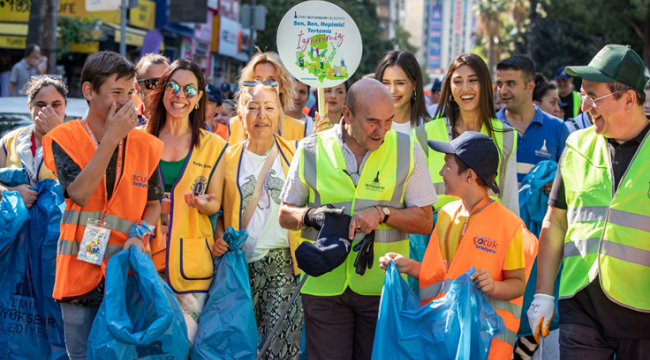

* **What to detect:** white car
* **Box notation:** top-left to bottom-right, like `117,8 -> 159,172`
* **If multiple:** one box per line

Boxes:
0,96 -> 89,138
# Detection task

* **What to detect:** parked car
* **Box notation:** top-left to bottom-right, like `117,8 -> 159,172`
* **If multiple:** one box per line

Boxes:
0,96 -> 88,138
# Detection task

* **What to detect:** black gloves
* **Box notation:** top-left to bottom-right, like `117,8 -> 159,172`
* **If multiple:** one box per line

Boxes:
303,204 -> 345,231
353,230 -> 375,276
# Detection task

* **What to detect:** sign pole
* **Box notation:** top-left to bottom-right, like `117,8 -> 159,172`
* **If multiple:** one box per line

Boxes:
120,0 -> 127,56
317,87 -> 328,120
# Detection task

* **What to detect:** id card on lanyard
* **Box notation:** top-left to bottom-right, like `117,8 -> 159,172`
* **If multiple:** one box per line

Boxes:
442,195 -> 492,271
77,119 -> 125,266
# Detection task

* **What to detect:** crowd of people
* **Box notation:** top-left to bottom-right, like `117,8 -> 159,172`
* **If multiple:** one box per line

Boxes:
1,42 -> 649,360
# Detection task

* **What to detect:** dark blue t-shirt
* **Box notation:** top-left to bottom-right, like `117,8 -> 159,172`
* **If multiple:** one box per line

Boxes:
497,105 -> 570,184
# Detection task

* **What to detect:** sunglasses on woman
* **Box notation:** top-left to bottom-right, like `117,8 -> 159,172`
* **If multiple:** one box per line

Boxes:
31,74 -> 62,81
165,80 -> 198,98
137,77 -> 160,90
242,80 -> 278,87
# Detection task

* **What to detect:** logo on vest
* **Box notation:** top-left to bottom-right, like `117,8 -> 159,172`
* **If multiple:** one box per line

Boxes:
534,140 -> 551,158
191,176 -> 208,196
132,173 -> 149,188
473,235 -> 498,254
192,161 -> 212,169
365,171 -> 386,192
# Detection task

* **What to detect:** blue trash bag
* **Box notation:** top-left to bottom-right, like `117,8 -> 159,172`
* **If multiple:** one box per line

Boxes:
191,227 -> 257,360
372,261 -> 504,360
407,211 -> 437,296
0,173 -> 68,359
87,247 -> 189,360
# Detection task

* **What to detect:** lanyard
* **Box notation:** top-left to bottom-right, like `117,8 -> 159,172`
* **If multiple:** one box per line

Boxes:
82,119 -> 124,224
442,195 -> 492,263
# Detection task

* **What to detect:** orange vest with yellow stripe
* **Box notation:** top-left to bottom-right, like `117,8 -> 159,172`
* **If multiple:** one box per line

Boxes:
42,120 -> 164,299
222,135 -> 301,275
228,114 -> 307,144
419,200 -> 538,360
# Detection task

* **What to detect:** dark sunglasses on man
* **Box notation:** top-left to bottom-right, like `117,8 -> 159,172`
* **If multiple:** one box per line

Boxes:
165,80 -> 198,98
137,77 -> 160,90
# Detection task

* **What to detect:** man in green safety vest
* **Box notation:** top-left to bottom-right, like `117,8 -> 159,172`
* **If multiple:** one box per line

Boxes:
279,78 -> 437,360
529,44 -> 650,358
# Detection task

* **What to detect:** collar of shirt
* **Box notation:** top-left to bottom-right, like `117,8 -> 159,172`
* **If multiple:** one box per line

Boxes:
496,105 -> 544,127
606,119 -> 650,147
333,124 -> 372,186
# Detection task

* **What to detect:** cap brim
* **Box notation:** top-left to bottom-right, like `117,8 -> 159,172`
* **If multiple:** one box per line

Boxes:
565,66 -> 616,83
427,140 -> 456,154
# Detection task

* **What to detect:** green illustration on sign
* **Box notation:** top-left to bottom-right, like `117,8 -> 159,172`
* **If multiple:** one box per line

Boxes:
295,34 -> 347,83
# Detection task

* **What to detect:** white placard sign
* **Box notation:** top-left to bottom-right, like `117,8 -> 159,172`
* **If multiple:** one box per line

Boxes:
85,0 -> 121,12
276,1 -> 362,88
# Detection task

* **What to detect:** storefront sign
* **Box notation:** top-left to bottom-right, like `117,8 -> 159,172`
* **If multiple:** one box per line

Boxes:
218,16 -> 240,58
129,0 -> 156,30
276,1 -> 362,88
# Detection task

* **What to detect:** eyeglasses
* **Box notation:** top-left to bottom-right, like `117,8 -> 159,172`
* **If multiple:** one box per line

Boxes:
165,80 -> 198,98
577,91 -> 620,108
137,77 -> 160,90
31,74 -> 62,81
242,80 -> 278,87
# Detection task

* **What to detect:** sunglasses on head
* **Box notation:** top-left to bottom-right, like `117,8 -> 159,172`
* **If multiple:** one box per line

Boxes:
165,80 -> 198,98
242,80 -> 278,87
138,77 -> 160,90
31,74 -> 62,81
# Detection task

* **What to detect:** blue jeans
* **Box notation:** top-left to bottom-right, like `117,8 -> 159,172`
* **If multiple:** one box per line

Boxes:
60,303 -> 100,360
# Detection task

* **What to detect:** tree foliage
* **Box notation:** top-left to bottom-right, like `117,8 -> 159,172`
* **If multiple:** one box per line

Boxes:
254,0 -> 393,78
57,16 -> 99,61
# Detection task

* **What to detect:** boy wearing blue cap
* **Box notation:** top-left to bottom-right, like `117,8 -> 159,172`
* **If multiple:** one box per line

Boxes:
380,131 -> 537,360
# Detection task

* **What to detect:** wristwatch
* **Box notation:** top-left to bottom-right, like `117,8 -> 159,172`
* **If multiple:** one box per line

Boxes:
381,207 -> 390,223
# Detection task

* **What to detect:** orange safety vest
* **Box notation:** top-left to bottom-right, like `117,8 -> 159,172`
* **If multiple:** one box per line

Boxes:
419,200 -> 538,360
215,122 -> 229,141
43,120 -> 164,299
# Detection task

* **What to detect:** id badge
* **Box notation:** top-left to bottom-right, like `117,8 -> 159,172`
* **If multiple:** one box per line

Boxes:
78,219 -> 112,265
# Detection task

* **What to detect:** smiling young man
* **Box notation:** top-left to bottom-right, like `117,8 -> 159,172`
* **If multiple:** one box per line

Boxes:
496,55 -> 570,187
278,78 -> 436,360
530,45 -> 650,359
42,51 -> 164,360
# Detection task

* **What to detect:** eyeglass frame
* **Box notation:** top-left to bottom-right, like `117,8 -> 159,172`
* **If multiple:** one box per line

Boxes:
164,80 -> 199,99
137,77 -> 161,90
577,91 -> 620,108
31,74 -> 62,81
242,80 -> 278,87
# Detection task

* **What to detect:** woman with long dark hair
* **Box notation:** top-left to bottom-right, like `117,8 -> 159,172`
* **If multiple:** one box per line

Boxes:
415,53 -> 518,214
145,59 -> 228,346
375,51 -> 431,134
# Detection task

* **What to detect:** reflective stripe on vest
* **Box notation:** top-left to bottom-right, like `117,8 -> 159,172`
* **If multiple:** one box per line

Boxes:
418,280 -> 443,302
299,129 -> 413,296
61,209 -> 135,235
414,118 -> 515,209
561,127 -> 650,311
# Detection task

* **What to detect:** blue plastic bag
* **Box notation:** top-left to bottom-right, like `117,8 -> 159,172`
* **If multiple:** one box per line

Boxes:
87,247 -> 189,360
191,227 -> 257,360
0,174 -> 68,360
372,261 -> 504,360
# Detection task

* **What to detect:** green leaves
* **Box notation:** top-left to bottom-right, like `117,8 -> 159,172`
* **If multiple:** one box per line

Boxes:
56,16 -> 99,61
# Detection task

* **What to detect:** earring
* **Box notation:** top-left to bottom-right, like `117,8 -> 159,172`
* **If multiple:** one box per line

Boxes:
449,94 -> 456,102
195,104 -> 199,110
412,91 -> 416,100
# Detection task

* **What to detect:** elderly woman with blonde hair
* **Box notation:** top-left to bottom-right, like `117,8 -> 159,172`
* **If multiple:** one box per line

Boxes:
214,81 -> 302,359
227,51 -> 330,143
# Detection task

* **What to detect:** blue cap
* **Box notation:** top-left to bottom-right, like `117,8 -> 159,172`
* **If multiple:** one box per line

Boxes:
206,84 -> 224,104
427,131 -> 500,194
295,215 -> 352,277
220,83 -> 232,93
431,78 -> 442,92
555,66 -> 571,80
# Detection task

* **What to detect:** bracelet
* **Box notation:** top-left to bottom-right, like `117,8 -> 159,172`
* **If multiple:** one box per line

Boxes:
374,206 -> 385,222
215,231 -> 225,238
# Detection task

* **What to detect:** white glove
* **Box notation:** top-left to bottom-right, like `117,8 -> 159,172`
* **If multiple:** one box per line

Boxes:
527,293 -> 555,344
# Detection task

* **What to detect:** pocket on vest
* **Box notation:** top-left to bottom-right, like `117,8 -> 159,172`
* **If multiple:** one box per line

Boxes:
179,238 -> 214,280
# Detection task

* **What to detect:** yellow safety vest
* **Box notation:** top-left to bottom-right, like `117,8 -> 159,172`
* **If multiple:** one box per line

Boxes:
228,114 -> 307,144
3,126 -> 57,181
560,127 -> 650,311
298,128 -> 413,296
150,129 -> 228,294
222,135 -> 301,275
413,117 -> 516,210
